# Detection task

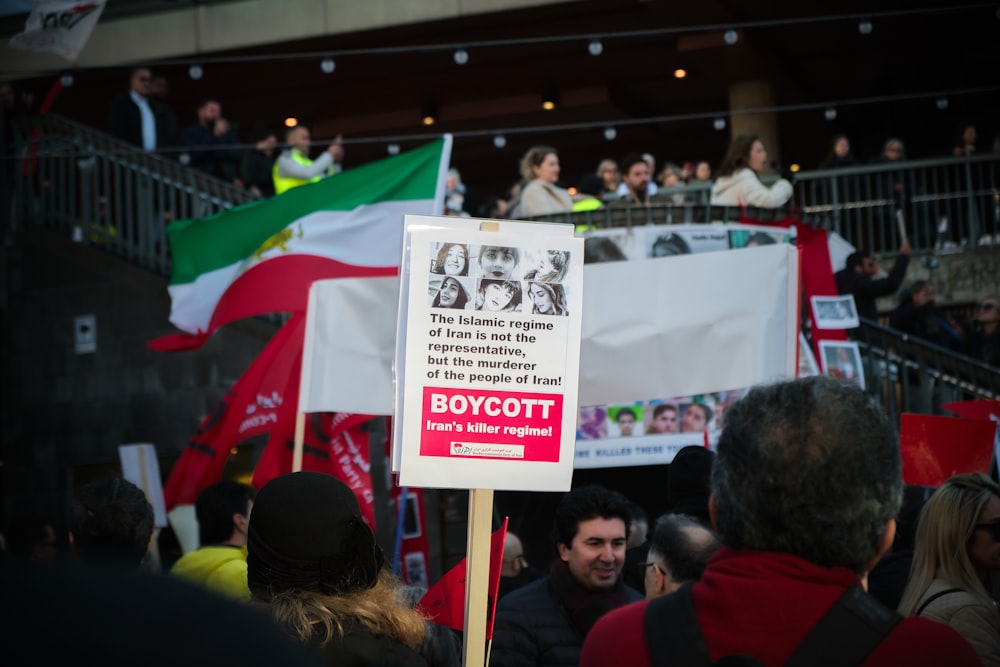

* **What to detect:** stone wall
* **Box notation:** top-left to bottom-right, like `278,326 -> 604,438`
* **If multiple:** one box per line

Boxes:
874,247 -> 1000,315
1,229 -> 276,534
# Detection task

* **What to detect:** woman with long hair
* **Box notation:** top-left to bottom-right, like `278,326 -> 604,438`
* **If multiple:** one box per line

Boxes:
247,472 -> 427,667
510,146 -> 573,218
431,243 -> 469,277
898,473 -> 1000,665
524,249 -> 569,283
528,282 -> 568,316
476,279 -> 522,313
710,134 -> 793,208
431,276 -> 470,310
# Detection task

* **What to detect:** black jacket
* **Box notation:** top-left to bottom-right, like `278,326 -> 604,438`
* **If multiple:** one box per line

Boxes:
311,623 -> 427,667
835,253 -> 910,321
491,576 -> 641,667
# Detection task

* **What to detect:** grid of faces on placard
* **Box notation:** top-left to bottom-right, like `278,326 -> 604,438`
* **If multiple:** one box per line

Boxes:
577,389 -> 750,440
427,242 -> 572,317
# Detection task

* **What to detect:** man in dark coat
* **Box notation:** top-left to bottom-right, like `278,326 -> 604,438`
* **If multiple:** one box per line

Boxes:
835,239 -> 911,321
108,67 -> 175,152
490,485 -> 642,667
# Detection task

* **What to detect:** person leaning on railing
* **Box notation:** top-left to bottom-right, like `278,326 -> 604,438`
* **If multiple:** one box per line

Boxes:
710,134 -> 793,209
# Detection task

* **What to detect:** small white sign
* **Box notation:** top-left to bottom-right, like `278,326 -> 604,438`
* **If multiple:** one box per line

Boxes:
75,314 -> 97,354
811,295 -> 860,330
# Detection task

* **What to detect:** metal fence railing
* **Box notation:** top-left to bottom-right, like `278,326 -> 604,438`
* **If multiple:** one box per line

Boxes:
8,113 -> 254,277
851,318 -> 1000,421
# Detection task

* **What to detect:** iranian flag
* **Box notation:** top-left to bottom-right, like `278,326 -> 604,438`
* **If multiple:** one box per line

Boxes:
151,136 -> 452,351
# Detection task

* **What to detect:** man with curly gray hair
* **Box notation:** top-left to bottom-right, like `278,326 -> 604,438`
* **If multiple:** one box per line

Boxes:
582,377 -> 980,666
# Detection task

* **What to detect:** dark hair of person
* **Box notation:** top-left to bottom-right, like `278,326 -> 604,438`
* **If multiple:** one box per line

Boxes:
584,236 -> 627,264
711,376 -> 902,575
716,134 -> 759,178
431,276 -> 470,309
196,481 -> 256,545
845,251 -> 868,271
685,402 -> 714,424
653,404 -> 677,419
553,485 -> 632,550
70,477 -> 154,570
651,233 -> 691,257
649,513 -> 720,583
616,407 -> 637,422
431,243 -> 469,276
620,153 -> 647,177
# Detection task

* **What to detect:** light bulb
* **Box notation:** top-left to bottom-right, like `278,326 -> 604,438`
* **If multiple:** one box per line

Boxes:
713,118 -> 727,131
604,127 -> 617,141
588,39 -> 603,56
453,49 -> 469,65
858,20 -> 873,35
936,97 -> 949,110
60,72 -> 74,87
320,57 -> 335,74
723,29 -> 739,45
824,108 -> 837,121
188,64 -> 203,80
387,144 -> 400,155
493,135 -> 506,149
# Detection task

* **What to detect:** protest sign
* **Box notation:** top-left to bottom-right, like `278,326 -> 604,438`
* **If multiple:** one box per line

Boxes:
394,215 -> 583,490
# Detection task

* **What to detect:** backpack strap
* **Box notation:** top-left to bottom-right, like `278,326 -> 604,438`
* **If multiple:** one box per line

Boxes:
786,586 -> 903,667
644,583 -> 712,667
914,588 -> 965,617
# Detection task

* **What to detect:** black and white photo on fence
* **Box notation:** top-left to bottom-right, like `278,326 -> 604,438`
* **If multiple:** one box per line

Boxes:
810,294 -> 860,330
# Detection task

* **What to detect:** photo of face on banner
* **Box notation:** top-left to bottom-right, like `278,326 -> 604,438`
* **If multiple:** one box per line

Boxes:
644,403 -> 680,434
431,242 -> 470,277
577,405 -> 608,440
679,401 -> 714,433
729,229 -> 789,248
609,405 -> 642,437
524,249 -> 570,283
528,282 -> 569,316
476,279 -> 522,313
429,275 -> 472,310
476,245 -> 520,280
819,340 -> 866,390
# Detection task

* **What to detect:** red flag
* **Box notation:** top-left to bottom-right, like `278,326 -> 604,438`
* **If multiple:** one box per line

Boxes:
940,400 -> 1000,422
417,518 -> 508,638
899,413 -> 997,487
250,413 -> 378,529
163,313 -> 306,510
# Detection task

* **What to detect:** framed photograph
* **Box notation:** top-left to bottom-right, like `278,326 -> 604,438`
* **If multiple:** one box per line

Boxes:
818,340 -> 865,390
810,295 -> 860,330
798,333 -> 819,377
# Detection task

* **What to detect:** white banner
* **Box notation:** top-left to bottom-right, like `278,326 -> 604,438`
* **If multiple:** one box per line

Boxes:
299,224 -> 799,469
8,0 -> 107,61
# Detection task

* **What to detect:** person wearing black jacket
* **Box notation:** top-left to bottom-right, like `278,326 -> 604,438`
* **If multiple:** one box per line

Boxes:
835,240 -> 911,321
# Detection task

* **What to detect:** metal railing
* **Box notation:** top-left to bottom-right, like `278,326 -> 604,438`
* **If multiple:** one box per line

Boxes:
851,318 -> 1000,420
7,113 -> 254,276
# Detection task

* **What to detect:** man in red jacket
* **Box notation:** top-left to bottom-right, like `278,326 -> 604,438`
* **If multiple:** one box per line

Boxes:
581,377 -> 981,666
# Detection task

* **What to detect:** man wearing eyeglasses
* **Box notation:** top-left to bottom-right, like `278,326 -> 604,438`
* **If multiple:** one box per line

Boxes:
965,297 -> 1000,367
582,377 -> 981,667
641,514 -> 719,600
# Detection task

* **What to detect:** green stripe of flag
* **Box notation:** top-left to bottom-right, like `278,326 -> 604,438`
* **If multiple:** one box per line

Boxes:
167,138 -> 446,285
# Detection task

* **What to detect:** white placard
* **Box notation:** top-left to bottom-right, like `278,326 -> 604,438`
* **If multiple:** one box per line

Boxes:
394,215 -> 582,490
811,294 -> 860,330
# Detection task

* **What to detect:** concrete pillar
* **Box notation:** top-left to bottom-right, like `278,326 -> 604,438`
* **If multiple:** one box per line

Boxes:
728,80 -> 781,168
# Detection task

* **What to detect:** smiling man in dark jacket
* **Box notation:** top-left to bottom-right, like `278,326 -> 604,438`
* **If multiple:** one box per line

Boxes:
490,485 -> 641,667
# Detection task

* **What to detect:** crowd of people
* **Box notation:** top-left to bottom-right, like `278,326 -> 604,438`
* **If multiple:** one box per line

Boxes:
4,376 -> 999,666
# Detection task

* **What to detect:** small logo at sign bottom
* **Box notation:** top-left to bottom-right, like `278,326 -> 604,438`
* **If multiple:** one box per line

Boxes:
450,442 -> 525,459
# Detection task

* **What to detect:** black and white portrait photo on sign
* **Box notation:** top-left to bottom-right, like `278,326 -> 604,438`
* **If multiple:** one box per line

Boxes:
428,274 -> 472,310
818,340 -> 866,390
811,295 -> 860,330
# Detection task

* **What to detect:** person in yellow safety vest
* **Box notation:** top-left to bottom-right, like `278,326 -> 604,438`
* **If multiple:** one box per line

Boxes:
272,125 -> 344,195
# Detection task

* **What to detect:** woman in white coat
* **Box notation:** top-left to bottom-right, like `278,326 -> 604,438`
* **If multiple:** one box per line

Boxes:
511,146 -> 574,217
710,134 -> 793,208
